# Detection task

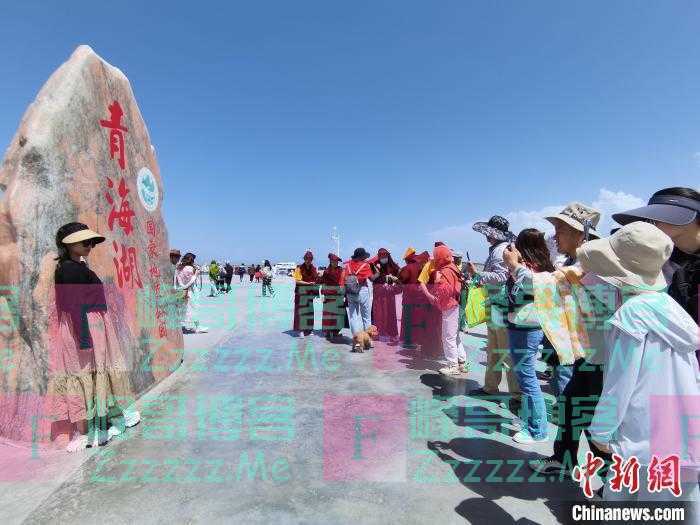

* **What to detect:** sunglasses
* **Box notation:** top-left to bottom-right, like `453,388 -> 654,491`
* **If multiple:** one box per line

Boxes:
81,240 -> 98,248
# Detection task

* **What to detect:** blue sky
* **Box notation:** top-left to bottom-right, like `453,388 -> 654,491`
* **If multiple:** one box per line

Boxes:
1,1 -> 699,263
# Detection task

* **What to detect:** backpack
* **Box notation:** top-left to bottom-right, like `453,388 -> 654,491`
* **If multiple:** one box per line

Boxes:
345,263 -> 367,296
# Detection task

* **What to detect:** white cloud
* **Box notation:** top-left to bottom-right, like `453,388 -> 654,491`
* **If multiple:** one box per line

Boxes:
428,188 -> 645,262
591,188 -> 644,235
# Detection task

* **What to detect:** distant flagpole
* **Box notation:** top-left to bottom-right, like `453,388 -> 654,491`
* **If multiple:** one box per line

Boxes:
331,226 -> 340,258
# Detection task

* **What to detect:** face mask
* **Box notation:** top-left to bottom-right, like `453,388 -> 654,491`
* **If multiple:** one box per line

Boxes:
380,258 -> 388,265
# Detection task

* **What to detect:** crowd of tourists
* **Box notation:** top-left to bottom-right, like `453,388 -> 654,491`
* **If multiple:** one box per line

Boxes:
167,252 -> 277,333
46,185 -> 700,503
290,186 -> 700,502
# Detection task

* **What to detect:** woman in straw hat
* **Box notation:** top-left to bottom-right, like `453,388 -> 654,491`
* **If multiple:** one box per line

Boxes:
48,222 -> 139,452
578,222 -> 700,502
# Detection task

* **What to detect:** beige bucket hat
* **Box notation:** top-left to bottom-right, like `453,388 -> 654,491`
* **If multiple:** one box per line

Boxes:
545,202 -> 601,239
576,221 -> 673,291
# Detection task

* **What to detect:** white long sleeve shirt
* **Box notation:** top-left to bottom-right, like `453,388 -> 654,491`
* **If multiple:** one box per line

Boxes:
589,293 -> 700,465
477,242 -> 509,286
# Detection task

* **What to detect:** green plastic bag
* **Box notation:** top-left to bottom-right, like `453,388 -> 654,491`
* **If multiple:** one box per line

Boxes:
465,285 -> 488,328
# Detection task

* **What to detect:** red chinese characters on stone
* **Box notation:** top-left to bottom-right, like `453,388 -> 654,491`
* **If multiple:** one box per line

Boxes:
155,308 -> 167,339
572,451 -> 605,498
648,455 -> 681,497
609,454 -> 640,494
106,177 -> 135,236
146,220 -> 157,238
112,241 -> 143,289
99,101 -> 129,170
149,265 -> 161,281
147,239 -> 158,259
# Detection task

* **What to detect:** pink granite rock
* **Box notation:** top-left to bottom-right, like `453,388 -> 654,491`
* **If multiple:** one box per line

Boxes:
0,45 -> 183,443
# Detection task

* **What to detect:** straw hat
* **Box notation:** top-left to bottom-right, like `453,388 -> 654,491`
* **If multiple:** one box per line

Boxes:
545,202 -> 601,239
576,221 -> 673,291
60,223 -> 105,245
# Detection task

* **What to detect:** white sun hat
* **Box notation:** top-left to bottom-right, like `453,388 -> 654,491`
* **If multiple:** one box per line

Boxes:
576,221 -> 673,291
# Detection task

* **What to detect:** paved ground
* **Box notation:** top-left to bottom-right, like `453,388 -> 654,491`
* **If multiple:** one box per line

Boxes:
3,278 -> 589,524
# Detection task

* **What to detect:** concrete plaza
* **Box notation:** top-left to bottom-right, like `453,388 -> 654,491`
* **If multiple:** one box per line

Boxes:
2,278 -> 586,524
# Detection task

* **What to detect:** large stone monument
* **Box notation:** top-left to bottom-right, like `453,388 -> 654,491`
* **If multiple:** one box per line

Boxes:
0,45 -> 183,442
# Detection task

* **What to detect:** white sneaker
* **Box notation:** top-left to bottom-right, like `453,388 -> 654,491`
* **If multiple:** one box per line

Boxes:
513,430 -> 548,444
438,363 -> 463,376
123,409 -> 141,428
108,425 -> 123,439
194,326 -> 209,333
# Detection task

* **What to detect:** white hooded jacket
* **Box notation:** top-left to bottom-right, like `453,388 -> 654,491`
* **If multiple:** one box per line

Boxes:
589,292 -> 700,466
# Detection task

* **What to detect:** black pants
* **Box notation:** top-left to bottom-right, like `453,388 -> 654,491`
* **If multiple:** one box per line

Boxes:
262,278 -> 274,296
553,358 -> 611,470
225,275 -> 232,290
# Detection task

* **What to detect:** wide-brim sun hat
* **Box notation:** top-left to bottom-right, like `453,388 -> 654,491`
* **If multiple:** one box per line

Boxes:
576,221 -> 673,292
545,202 -> 602,239
613,193 -> 700,226
61,224 -> 106,245
351,247 -> 370,260
472,215 -> 514,242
